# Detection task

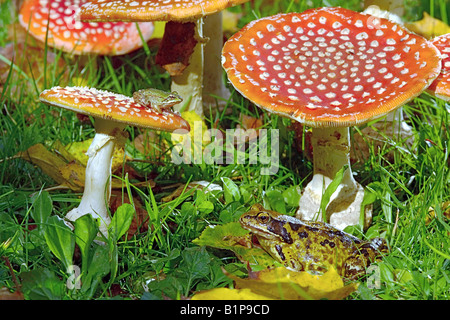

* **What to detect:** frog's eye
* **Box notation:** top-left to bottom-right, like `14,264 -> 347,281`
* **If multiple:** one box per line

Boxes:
256,212 -> 271,224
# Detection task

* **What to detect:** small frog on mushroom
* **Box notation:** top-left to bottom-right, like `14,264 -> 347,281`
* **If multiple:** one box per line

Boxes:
133,88 -> 183,113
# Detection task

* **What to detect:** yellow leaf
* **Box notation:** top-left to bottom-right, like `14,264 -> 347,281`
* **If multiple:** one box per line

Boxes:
65,138 -> 127,172
170,111 -> 211,163
191,287 -> 273,300
59,162 -> 86,192
171,110 -> 210,146
72,77 -> 89,87
228,267 -> 358,300
16,144 -> 81,190
222,10 -> 242,33
152,21 -> 166,39
405,12 -> 450,38
426,201 -> 450,226
16,143 -> 150,192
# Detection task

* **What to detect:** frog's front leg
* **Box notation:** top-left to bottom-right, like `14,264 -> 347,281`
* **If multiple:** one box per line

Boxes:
343,254 -> 370,279
151,104 -> 163,113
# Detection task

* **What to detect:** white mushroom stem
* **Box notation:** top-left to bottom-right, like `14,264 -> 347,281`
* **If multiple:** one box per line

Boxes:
172,18 -> 205,115
203,12 -> 231,112
297,126 -> 372,230
66,118 -> 126,237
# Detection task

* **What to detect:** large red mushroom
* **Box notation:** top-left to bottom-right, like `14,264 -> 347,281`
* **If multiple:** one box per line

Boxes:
427,33 -> 450,101
222,7 -> 441,230
18,0 -> 154,55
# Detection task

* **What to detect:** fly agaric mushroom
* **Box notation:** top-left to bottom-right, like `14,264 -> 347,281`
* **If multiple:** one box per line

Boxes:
350,5 -> 414,164
427,33 -> 450,101
78,0 -> 250,115
222,7 -> 441,230
18,0 -> 154,55
39,86 -> 189,236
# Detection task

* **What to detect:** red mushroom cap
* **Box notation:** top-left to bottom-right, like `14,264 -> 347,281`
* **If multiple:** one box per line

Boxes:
427,33 -> 450,101
222,7 -> 441,127
39,86 -> 190,132
19,0 -> 154,55
78,0 -> 250,22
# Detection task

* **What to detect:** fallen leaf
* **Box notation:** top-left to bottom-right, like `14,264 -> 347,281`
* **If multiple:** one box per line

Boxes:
170,110 -> 211,162
65,138 -> 128,172
161,180 -> 222,202
229,267 -> 358,300
426,201 -> 450,225
155,21 -> 197,76
192,267 -> 358,300
16,143 -> 154,191
109,190 -> 149,239
0,287 -> 24,300
58,161 -> 86,191
16,143 -> 82,191
239,113 -> 263,131
191,287 -> 272,300
222,10 -> 242,34
405,12 -> 450,38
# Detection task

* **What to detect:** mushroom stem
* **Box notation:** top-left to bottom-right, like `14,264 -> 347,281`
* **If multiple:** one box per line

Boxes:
172,18 -> 205,115
297,126 -> 372,230
66,119 -> 125,237
203,12 -> 230,113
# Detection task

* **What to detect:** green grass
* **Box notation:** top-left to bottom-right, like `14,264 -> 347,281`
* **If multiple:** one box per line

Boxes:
0,0 -> 449,300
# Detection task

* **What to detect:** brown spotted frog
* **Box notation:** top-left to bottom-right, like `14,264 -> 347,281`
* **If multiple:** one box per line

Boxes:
240,204 -> 388,279
133,88 -> 182,113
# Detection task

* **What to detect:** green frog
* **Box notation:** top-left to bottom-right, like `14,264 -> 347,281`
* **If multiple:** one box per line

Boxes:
133,88 -> 182,113
240,204 -> 388,279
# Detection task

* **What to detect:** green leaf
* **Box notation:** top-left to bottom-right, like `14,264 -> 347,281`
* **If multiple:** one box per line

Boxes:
221,177 -> 241,204
193,222 -> 249,248
320,165 -> 347,222
197,201 -> 214,214
81,244 -> 110,297
180,202 -> 196,216
264,189 -> 286,213
20,268 -> 65,300
193,222 -> 276,269
282,185 -> 301,208
30,190 -> 52,232
109,203 -> 135,240
43,216 -> 75,270
180,246 -> 211,280
74,214 -> 98,273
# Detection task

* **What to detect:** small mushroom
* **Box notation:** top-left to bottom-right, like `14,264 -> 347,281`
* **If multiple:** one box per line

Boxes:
39,86 -> 189,236
222,7 -> 441,230
78,0 -> 251,115
18,0 -> 154,55
427,33 -> 450,101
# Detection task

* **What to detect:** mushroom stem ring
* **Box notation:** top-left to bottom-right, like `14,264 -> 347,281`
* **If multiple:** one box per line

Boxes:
298,127 -> 370,229
66,120 -> 125,236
